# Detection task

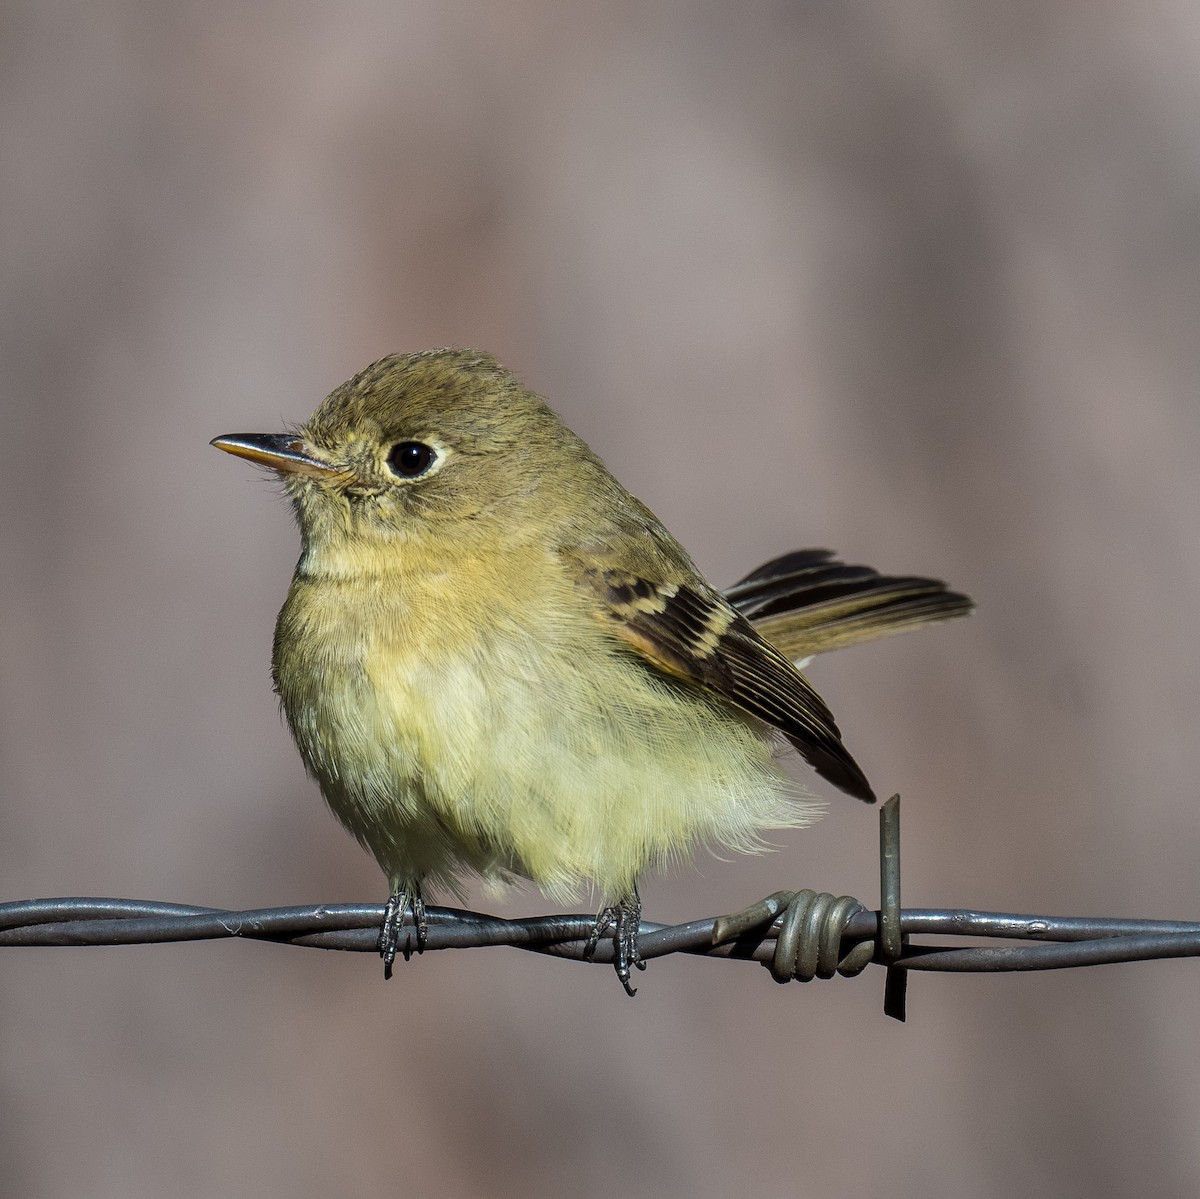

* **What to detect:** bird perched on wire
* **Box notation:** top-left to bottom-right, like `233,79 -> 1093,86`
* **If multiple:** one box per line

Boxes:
213,349 -> 971,993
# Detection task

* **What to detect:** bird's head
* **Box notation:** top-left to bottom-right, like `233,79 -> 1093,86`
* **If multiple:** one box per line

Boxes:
213,349 -> 606,563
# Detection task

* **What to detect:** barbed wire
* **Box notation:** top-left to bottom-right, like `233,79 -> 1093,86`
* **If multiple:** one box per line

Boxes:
2,798 -> 1197,1020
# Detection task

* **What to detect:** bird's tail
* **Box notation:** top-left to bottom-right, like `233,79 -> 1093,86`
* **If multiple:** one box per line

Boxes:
725,548 -> 973,664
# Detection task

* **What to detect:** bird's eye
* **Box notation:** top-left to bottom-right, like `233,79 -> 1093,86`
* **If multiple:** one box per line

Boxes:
386,441 -> 436,478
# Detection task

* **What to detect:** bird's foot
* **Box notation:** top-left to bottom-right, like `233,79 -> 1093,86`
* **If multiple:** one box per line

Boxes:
378,883 -> 428,979
584,890 -> 645,996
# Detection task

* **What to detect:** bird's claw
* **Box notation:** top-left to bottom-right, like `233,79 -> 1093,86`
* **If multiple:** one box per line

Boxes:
378,884 -> 427,979
585,891 -> 644,996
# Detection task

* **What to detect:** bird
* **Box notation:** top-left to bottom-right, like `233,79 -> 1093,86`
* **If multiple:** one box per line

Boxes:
213,349 -> 971,993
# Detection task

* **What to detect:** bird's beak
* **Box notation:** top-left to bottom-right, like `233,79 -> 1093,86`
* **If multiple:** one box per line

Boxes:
210,433 -> 345,480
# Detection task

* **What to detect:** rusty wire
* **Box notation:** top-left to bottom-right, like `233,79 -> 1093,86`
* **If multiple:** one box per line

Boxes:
2,798 -> 1197,1021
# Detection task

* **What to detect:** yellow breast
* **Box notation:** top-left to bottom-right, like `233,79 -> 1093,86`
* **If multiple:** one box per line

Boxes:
273,535 -> 817,900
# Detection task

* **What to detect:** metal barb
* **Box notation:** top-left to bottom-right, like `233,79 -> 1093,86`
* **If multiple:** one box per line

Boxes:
879,794 -> 908,1021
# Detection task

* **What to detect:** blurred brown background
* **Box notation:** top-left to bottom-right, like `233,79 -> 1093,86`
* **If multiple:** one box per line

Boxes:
3,4 -> 1200,1197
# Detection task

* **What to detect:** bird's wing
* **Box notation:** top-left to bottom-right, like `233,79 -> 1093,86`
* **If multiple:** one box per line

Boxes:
565,554 -> 875,802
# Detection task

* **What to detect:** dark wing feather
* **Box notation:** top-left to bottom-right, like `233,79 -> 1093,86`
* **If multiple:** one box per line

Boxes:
570,561 -> 875,803
726,549 -> 973,660
728,548 -> 840,589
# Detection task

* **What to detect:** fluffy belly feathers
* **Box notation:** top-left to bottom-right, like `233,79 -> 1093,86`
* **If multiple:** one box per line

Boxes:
274,564 -> 817,900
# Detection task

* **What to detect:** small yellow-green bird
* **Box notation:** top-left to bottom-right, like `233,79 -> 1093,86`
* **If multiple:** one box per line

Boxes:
214,349 -> 970,992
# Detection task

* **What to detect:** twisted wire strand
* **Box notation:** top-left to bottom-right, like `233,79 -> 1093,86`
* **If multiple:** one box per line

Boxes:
3,896 -> 1199,969
4,799 -> 1199,1019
